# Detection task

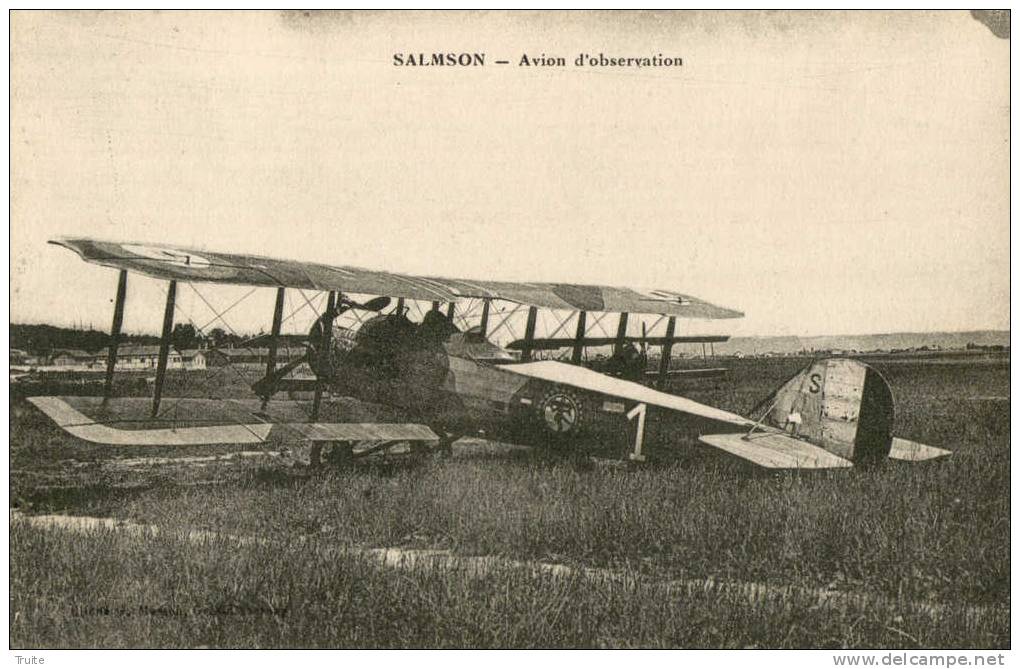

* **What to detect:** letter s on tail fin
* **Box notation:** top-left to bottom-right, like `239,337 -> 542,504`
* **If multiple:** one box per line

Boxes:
753,358 -> 947,466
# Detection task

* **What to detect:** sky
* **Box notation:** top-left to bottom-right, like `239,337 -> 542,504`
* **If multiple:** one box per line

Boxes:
9,11 -> 1010,338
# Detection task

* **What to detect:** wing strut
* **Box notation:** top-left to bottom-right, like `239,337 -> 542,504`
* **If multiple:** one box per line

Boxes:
615,313 -> 630,354
520,306 -> 538,361
151,280 -> 177,417
657,316 -> 676,388
311,290 -> 337,421
260,287 -> 286,411
478,298 -> 491,336
102,269 -> 128,403
571,311 -> 587,364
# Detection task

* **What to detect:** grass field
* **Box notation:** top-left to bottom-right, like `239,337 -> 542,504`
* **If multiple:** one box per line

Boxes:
9,353 -> 1010,648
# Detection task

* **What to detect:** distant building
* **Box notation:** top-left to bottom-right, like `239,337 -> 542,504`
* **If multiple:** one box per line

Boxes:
28,345 -> 207,371
10,348 -> 40,366
178,349 -> 207,370
49,349 -> 95,368
205,347 -> 304,367
94,345 -> 207,371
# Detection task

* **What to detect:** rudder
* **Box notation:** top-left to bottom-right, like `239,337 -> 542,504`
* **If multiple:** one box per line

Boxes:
756,358 -> 894,464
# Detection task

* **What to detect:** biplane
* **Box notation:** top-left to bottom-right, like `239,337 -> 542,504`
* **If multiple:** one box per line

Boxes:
26,237 -> 950,469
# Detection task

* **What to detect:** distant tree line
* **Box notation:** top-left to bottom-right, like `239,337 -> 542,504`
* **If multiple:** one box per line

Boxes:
966,342 -> 1008,351
11,323 -> 307,356
10,324 -> 157,356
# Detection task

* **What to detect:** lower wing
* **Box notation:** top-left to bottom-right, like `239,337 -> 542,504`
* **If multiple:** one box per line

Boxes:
503,359 -> 937,470
505,361 -> 853,468
27,396 -> 438,446
505,360 -> 752,427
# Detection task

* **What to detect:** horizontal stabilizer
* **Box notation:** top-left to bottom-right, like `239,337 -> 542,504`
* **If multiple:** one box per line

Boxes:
507,334 -> 729,351
697,432 -> 854,469
27,396 -> 437,447
888,437 -> 952,462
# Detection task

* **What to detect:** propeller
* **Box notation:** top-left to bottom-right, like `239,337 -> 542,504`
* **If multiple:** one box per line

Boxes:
308,295 -> 391,376
285,296 -> 392,344
336,295 -> 391,314
252,296 -> 392,401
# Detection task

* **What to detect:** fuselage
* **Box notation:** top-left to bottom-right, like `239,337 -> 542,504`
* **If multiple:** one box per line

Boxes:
321,313 -> 529,431
314,312 -> 721,453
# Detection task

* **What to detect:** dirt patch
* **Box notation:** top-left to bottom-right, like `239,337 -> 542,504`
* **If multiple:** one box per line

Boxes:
13,510 -> 1002,621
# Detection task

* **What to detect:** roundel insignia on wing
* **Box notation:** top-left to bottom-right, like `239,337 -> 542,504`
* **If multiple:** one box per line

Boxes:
637,289 -> 687,304
121,244 -> 215,269
539,389 -> 583,435
119,243 -> 244,280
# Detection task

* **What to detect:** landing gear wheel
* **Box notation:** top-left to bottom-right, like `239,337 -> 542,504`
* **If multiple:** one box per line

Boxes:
309,441 -> 355,468
324,441 -> 355,467
407,440 -> 433,461
432,432 -> 457,459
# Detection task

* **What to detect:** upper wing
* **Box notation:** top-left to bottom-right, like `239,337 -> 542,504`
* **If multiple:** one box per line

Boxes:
50,238 -> 743,319
27,396 -> 438,446
504,360 -> 750,427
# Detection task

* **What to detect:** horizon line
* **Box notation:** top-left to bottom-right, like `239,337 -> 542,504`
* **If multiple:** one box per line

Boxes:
9,319 -> 1011,341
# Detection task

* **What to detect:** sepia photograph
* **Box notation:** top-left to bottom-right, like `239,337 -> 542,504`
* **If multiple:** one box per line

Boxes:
7,8 -> 1010,656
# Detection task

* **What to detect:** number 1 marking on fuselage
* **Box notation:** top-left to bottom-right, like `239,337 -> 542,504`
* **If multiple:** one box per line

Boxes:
627,402 -> 647,462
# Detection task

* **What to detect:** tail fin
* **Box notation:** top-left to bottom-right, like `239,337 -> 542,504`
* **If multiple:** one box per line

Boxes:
754,358 -> 895,465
